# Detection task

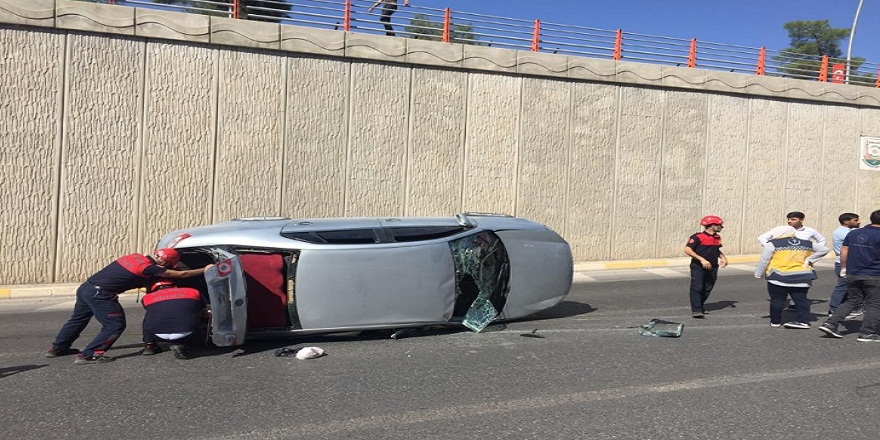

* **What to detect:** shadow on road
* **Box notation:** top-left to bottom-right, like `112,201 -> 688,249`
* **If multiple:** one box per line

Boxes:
704,300 -> 738,312
515,300 -> 597,321
0,364 -> 47,379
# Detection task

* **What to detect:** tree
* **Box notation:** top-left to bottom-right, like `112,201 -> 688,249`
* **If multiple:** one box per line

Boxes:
148,1 -> 292,22
404,13 -> 478,45
149,0 -> 227,15
238,1 -> 293,22
773,20 -> 865,82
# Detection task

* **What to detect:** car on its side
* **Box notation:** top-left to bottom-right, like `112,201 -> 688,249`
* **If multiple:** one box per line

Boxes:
156,213 -> 573,346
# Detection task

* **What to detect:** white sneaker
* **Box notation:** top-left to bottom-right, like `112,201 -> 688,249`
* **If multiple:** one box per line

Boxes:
783,322 -> 810,329
846,310 -> 865,319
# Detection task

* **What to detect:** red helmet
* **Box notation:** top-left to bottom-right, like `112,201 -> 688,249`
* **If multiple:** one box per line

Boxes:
153,248 -> 181,268
700,215 -> 724,226
149,279 -> 174,293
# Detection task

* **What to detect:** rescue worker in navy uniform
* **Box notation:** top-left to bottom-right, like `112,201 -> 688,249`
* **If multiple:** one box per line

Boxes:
684,215 -> 728,318
45,248 -> 213,365
141,279 -> 207,360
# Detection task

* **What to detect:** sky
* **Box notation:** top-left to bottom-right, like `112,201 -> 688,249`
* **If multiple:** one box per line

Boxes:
426,0 -> 880,64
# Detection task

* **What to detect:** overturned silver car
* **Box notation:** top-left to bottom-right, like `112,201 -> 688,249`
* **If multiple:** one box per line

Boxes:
156,213 -> 573,347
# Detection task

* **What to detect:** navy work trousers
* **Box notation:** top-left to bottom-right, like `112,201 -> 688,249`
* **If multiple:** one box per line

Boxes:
766,283 -> 810,324
52,282 -> 127,357
689,263 -> 718,313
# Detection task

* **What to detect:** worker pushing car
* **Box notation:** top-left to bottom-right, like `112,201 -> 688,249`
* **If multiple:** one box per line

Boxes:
45,248 -> 212,364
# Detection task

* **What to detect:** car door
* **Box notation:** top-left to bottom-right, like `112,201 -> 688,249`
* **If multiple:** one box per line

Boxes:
205,256 -> 248,346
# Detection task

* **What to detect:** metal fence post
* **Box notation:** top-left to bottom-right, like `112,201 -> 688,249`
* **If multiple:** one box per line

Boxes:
686,38 -> 697,68
755,47 -> 766,75
613,29 -> 622,60
818,55 -> 829,82
442,8 -> 451,43
531,19 -> 541,52
231,0 -> 241,19
343,0 -> 351,31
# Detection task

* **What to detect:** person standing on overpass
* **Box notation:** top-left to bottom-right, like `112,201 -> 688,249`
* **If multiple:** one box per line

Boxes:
369,0 -> 410,37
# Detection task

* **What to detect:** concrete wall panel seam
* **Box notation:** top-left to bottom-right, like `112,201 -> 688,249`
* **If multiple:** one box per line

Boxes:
208,48 -> 220,224
562,81 -> 573,237
402,66 -> 412,216
342,61 -> 353,215
739,98 -> 752,250
609,86 -> 622,258
655,89 -> 667,256
459,73 -> 470,214
702,94 -> 711,219
277,57 -> 289,216
513,76 -> 523,217
134,38 -> 148,252
48,29 -> 67,283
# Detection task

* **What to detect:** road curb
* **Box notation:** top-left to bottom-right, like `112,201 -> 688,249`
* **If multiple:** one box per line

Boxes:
572,254 -> 762,272
0,284 -> 138,300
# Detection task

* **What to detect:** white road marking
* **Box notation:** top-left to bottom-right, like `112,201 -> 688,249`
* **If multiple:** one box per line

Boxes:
572,273 -> 596,283
36,300 -> 77,311
727,265 -> 757,272
644,268 -> 688,278
198,359 -> 880,440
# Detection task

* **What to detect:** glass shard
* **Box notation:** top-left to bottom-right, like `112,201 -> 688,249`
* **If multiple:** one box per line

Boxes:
638,318 -> 684,338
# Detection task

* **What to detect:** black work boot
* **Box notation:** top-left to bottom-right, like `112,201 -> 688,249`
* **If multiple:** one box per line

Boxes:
142,343 -> 162,355
45,346 -> 80,358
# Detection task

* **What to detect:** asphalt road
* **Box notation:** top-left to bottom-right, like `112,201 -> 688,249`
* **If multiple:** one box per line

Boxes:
2,264 -> 880,440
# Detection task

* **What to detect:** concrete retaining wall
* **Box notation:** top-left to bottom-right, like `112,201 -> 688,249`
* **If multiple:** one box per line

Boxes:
2,0 -> 880,283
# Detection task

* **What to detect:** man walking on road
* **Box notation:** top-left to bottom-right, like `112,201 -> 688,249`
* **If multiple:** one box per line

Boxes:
827,213 -> 860,316
684,215 -> 728,318
46,248 -> 212,364
819,209 -> 880,341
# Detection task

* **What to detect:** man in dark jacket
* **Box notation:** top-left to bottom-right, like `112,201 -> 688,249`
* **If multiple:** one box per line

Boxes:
141,279 -> 208,359
46,248 -> 212,365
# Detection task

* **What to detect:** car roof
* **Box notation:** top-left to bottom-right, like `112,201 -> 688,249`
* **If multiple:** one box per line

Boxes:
280,216 -> 464,233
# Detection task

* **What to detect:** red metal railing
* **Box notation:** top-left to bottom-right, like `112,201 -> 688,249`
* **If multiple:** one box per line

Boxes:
86,0 -> 880,87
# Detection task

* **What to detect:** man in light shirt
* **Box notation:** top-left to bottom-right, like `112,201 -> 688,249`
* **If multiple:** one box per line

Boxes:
754,226 -> 829,328
757,211 -> 827,247
757,212 -> 828,310
827,213 -> 860,316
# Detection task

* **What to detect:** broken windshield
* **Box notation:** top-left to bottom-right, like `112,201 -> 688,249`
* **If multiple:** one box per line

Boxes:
450,231 -> 510,332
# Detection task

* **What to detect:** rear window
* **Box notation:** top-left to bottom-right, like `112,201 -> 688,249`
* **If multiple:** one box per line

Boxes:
282,229 -> 378,244
388,226 -> 470,242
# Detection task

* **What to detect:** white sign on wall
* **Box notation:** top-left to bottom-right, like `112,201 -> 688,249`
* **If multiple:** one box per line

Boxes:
860,136 -> 880,171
